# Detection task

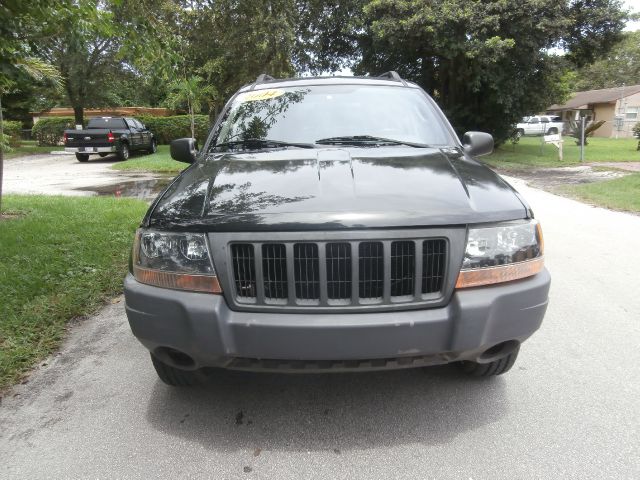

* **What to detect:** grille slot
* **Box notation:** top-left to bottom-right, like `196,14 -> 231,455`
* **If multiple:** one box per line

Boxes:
294,243 -> 320,300
391,241 -> 415,297
358,242 -> 384,299
326,243 -> 352,300
422,239 -> 446,294
231,244 -> 256,298
262,244 -> 288,300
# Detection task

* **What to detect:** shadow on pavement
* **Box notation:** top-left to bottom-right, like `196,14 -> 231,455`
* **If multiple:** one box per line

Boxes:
145,366 -> 507,452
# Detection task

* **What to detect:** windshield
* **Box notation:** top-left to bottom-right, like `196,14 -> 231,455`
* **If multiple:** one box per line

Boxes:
210,85 -> 453,150
87,118 -> 127,129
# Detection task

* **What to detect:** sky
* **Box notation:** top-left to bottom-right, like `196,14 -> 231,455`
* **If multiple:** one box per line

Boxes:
625,0 -> 640,30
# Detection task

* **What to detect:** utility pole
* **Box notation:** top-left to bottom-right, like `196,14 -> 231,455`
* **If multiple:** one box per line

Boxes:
580,116 -> 585,163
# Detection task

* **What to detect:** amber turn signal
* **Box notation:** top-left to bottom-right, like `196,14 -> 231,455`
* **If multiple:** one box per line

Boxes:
133,266 -> 222,293
455,257 -> 544,289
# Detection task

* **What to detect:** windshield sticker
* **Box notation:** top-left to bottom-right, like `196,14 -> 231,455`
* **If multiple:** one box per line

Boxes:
239,89 -> 285,102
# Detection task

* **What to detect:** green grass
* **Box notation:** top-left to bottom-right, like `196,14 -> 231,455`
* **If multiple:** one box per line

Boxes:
0,195 -> 148,390
112,145 -> 186,173
486,137 -> 639,169
561,173 -> 640,213
4,140 -> 64,159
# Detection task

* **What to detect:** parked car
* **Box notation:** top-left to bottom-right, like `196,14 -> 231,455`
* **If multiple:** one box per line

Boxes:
516,115 -> 564,137
124,72 -> 550,386
64,116 -> 157,162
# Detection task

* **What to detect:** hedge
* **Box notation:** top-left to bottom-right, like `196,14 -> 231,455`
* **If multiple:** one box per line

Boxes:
2,120 -> 23,147
138,115 -> 211,145
32,117 -> 75,146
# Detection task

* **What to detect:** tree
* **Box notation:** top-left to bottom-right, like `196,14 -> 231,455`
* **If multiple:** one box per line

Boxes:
0,0 -> 65,215
37,2 -> 126,125
574,31 -> 640,91
165,76 -> 215,139
297,0 -> 627,142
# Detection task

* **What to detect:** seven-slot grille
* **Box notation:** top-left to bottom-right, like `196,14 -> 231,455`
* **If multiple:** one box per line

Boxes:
230,239 -> 446,307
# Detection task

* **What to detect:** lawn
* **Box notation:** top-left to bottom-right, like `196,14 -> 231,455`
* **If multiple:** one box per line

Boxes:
0,195 -> 148,391
561,173 -> 640,213
4,140 -> 64,159
112,145 -> 186,173
486,136 -> 639,169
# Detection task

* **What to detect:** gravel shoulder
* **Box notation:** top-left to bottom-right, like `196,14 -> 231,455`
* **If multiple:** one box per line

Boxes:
4,153 -> 167,197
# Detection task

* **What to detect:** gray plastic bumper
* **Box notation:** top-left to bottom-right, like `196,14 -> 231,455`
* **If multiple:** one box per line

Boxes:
124,268 -> 550,371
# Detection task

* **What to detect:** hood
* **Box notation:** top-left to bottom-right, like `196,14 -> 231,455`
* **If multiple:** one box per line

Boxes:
148,147 -> 528,231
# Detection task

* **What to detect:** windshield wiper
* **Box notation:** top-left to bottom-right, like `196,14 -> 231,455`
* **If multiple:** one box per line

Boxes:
315,135 -> 431,148
212,138 -> 316,151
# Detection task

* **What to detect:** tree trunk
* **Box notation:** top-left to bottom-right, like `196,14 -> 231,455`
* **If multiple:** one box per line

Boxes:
0,95 -> 4,216
188,99 -> 195,140
73,106 -> 84,127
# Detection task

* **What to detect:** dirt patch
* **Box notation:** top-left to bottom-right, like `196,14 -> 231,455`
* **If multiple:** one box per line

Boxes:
75,178 -> 172,200
496,165 -> 627,190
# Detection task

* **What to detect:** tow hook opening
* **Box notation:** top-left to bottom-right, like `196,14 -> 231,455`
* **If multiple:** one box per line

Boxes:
155,347 -> 197,370
478,340 -> 520,363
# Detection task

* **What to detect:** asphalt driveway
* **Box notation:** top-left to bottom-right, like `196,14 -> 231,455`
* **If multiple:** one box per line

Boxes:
1,178 -> 639,479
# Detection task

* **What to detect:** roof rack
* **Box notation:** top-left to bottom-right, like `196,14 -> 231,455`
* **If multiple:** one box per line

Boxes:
249,73 -> 275,90
378,71 -> 407,86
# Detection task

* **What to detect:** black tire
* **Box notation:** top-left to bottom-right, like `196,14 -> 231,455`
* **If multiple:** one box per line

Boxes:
516,129 -> 525,139
116,142 -> 130,161
148,138 -> 157,154
458,346 -> 520,377
547,127 -> 558,135
99,152 -> 109,158
75,153 -> 89,162
150,354 -> 199,386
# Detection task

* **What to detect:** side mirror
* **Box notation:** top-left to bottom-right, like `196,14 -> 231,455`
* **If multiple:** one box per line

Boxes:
170,138 -> 198,164
462,131 -> 494,157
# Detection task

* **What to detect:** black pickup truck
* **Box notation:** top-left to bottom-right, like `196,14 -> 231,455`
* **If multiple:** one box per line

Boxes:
64,116 -> 157,162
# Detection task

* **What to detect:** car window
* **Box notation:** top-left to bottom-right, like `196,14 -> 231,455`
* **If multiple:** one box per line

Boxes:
529,118 -> 539,124
125,118 -> 137,129
212,84 -> 455,148
87,117 -> 127,129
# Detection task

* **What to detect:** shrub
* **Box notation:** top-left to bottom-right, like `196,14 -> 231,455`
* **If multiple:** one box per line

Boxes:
32,117 -> 75,146
138,115 -> 211,145
633,122 -> 640,151
2,120 -> 23,147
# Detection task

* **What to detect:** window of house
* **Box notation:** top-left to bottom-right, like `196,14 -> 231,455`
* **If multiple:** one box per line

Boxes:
625,107 -> 639,120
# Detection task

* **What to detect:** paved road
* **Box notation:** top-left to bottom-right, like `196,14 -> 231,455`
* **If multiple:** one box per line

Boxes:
4,153 -> 164,197
1,178 -> 639,479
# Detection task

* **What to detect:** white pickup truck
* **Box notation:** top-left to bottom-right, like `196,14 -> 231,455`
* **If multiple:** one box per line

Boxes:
516,115 -> 564,137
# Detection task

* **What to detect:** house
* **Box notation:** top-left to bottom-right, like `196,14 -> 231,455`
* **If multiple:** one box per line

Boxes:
547,84 -> 640,138
31,107 -> 174,124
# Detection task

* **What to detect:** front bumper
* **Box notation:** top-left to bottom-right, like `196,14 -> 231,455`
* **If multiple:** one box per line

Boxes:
65,146 -> 116,154
124,269 -> 551,372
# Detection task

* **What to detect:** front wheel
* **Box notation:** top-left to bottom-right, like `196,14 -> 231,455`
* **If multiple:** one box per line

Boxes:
547,127 -> 558,135
75,153 -> 89,162
116,142 -> 130,161
458,346 -> 520,377
150,354 -> 200,386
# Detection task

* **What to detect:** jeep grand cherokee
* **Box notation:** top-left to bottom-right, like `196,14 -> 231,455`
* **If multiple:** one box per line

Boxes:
124,72 -> 550,386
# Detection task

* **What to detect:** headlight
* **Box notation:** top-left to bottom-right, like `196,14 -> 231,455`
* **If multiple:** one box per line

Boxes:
456,220 -> 544,288
132,229 -> 222,293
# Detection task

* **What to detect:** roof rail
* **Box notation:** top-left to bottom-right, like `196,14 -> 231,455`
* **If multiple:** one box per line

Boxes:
249,73 -> 275,90
378,71 -> 407,86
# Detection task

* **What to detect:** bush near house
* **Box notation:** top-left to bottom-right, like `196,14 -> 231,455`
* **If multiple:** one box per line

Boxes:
633,122 -> 640,151
31,116 -> 75,146
2,120 -> 23,147
138,115 -> 211,145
